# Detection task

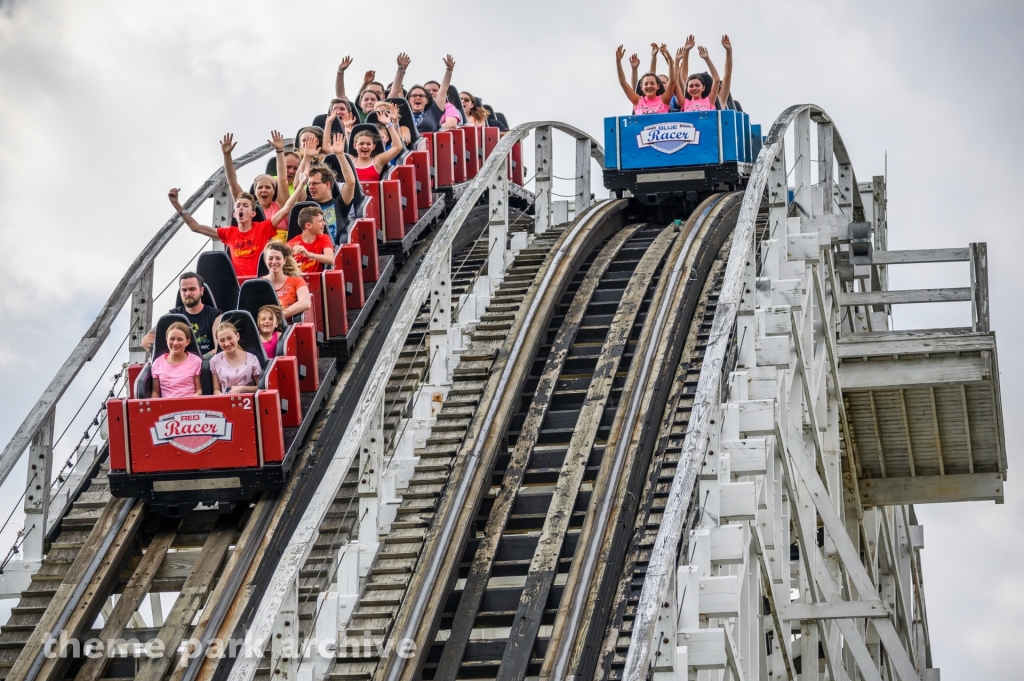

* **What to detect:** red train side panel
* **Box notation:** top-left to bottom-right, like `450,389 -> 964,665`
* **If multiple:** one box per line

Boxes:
126,395 -> 260,473
405,150 -> 432,209
323,269 -> 349,338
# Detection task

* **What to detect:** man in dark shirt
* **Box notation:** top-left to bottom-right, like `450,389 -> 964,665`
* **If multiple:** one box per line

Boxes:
142,272 -> 223,357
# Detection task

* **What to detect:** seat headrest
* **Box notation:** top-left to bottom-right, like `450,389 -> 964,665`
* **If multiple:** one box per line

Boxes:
174,284 -> 217,310
219,309 -> 269,369
347,123 -> 386,157
385,97 -> 420,148
446,85 -> 467,124
154,313 -> 202,359
288,200 -> 322,242
495,112 -> 509,131
230,203 -> 267,227
312,113 -> 346,140
238,278 -> 281,322
197,251 -> 239,312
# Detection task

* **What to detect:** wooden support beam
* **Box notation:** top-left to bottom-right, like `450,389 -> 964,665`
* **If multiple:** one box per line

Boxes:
961,386 -> 974,473
868,391 -> 887,478
839,288 -> 971,306
75,525 -> 179,681
135,520 -> 235,681
928,387 -> 945,475
898,390 -> 916,477
778,601 -> 890,620
836,330 -> 994,359
868,249 -> 969,264
859,472 -> 1003,506
779,415 -> 921,681
839,355 -> 990,391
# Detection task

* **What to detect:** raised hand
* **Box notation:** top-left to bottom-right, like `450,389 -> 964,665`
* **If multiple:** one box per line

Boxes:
220,133 -> 236,155
301,137 -> 319,159
363,69 -> 375,84
675,46 -> 686,62
388,102 -> 400,123
698,45 -> 709,59
168,188 -> 182,208
721,34 -> 732,51
683,34 -> 695,51
615,44 -> 626,61
629,53 -> 640,68
341,112 -> 355,132
659,43 -> 670,57
338,56 -> 352,72
650,42 -> 659,56
330,132 -> 346,154
295,172 -> 308,189
268,130 -> 284,153
443,54 -> 455,71
397,52 -> 411,69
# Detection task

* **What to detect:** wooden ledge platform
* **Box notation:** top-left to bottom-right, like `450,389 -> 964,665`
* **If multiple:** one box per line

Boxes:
838,327 -> 1006,505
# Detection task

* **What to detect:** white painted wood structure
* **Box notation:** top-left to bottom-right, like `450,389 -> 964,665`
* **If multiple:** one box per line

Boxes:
623,104 -> 1002,681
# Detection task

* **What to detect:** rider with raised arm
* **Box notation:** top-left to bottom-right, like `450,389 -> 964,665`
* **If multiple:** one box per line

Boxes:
616,44 -> 675,115
168,176 -> 304,277
221,131 -> 291,240
676,35 -> 720,112
351,103 -> 405,183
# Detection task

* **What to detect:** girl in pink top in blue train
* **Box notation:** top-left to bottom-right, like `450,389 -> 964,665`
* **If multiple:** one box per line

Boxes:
676,35 -> 733,112
616,44 -> 675,115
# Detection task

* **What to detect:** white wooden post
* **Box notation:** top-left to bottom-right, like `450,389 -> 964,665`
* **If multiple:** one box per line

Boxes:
488,161 -> 509,294
429,248 -> 453,386
21,411 -> 54,563
534,126 -> 552,234
357,399 -> 384,551
210,181 -> 232,251
817,121 -> 835,215
793,110 -> 812,218
270,577 -> 299,681
129,263 -> 154,365
574,137 -> 592,214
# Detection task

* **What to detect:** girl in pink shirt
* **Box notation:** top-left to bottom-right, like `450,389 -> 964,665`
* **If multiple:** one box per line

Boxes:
616,44 -> 675,115
258,305 -> 285,359
676,35 -> 731,112
151,322 -> 202,398
210,322 -> 262,394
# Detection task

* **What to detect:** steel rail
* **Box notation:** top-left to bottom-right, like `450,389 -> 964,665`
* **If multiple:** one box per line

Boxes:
0,140 -> 288,491
225,122 -> 604,681
547,193 -> 741,681
620,104 -> 863,681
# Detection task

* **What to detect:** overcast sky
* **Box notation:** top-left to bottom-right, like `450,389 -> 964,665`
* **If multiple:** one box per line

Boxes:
1,0 -> 1022,676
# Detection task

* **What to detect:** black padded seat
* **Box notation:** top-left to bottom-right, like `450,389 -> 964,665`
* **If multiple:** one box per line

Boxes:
385,97 -> 421,149
446,85 -> 467,125
219,310 -> 269,369
495,112 -> 510,131
230,203 -> 266,227
174,284 -> 217,310
238,278 -> 279,321
287,200 -> 321,242
139,314 -> 211,397
312,113 -> 346,139
346,123 -> 386,157
197,252 -> 239,312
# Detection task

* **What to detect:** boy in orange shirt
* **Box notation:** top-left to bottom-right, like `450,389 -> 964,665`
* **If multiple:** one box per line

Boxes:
168,178 -> 304,277
288,206 -> 336,273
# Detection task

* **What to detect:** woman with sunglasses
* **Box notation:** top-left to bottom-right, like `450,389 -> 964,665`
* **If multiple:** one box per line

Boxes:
459,91 -> 489,127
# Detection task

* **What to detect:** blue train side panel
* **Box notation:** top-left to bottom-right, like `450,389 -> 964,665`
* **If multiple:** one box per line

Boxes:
604,111 -> 753,171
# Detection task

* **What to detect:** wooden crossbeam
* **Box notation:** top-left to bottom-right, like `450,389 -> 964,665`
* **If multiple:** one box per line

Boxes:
859,472 -> 1003,505
839,288 -> 971,306
869,249 -> 969,264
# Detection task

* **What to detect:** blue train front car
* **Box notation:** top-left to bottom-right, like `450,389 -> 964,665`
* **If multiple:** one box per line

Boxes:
603,111 -> 761,206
